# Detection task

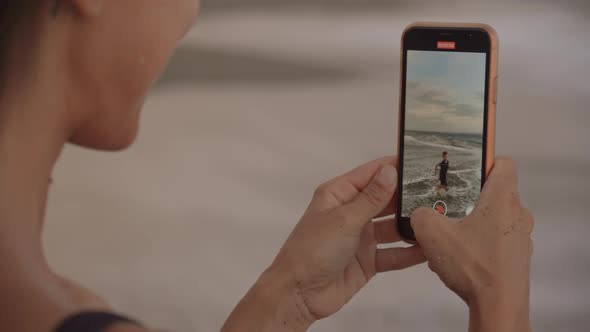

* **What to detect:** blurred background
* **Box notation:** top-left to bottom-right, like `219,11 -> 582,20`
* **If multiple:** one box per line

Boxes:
44,0 -> 590,331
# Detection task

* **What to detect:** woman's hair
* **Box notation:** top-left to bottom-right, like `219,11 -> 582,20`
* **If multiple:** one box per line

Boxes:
0,0 -> 40,72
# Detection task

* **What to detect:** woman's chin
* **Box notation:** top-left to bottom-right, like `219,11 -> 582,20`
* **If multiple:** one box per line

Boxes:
69,123 -> 140,151
69,135 -> 137,151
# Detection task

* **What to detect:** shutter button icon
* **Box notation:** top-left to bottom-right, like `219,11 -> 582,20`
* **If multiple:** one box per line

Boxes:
433,201 -> 448,216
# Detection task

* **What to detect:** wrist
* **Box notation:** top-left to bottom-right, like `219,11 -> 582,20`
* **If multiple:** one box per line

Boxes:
221,265 -> 315,332
467,288 -> 531,332
254,265 -> 316,331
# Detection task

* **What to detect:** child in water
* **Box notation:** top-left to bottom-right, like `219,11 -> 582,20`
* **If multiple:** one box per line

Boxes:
435,151 -> 449,190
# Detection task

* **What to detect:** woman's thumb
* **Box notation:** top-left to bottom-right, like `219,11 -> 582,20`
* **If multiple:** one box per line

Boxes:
410,207 -> 446,245
340,165 -> 397,231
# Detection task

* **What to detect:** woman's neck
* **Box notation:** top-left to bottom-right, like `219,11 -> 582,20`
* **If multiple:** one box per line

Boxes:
0,73 -> 70,264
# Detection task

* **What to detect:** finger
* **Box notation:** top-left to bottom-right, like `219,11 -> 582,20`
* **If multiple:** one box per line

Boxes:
519,207 -> 535,234
479,157 -> 519,207
374,217 -> 402,244
310,156 -> 396,212
410,207 -> 448,247
338,165 -> 397,233
319,156 -> 396,194
337,156 -> 397,192
375,246 -> 426,272
375,192 -> 397,219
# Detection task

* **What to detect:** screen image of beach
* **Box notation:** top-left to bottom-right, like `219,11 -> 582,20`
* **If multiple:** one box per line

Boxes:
402,50 -> 487,218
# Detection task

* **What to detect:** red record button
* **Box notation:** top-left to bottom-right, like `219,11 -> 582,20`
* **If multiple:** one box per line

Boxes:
433,201 -> 448,216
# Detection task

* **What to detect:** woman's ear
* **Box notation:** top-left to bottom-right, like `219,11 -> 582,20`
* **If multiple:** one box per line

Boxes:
67,0 -> 104,17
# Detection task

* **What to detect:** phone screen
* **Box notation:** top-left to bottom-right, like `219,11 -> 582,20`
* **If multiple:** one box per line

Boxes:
397,28 -> 492,234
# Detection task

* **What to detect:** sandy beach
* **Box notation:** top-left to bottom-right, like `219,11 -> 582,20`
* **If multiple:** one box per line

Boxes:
43,2 -> 590,331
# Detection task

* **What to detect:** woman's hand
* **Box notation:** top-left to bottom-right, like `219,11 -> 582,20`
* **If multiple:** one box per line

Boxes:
269,157 -> 425,320
222,157 -> 426,332
410,158 -> 534,332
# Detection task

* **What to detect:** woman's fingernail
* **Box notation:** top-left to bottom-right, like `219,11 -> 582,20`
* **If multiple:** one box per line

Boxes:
376,164 -> 397,191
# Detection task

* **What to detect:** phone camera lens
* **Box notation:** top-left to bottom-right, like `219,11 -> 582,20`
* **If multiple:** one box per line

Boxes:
468,33 -> 473,39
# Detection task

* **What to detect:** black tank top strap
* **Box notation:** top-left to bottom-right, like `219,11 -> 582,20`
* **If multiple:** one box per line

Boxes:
54,311 -> 142,332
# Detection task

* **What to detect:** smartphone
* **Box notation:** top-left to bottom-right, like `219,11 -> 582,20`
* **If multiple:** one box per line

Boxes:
396,23 -> 498,240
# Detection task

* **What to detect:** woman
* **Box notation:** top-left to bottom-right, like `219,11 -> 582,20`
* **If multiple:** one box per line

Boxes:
0,1 -> 534,332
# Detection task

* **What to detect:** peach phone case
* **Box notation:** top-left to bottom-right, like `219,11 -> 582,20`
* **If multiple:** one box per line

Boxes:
397,22 -> 498,177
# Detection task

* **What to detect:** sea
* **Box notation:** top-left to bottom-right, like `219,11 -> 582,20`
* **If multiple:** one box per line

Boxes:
401,130 -> 483,218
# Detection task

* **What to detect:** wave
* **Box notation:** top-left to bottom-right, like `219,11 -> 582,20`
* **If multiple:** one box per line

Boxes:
404,134 -> 483,155
402,132 -> 483,218
449,168 -> 480,174
404,135 -> 469,152
403,168 -> 480,204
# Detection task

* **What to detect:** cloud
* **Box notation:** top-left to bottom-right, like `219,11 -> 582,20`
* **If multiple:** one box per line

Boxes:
406,80 -> 452,108
404,51 -> 486,133
446,103 -> 482,118
406,80 -> 484,133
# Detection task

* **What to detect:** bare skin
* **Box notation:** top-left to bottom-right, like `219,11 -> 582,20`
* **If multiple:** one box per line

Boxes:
413,158 -> 534,332
222,158 -> 426,332
0,1 -> 533,332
